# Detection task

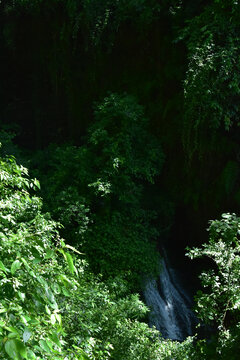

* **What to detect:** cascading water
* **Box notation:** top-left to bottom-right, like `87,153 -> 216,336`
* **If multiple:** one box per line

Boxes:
143,251 -> 196,341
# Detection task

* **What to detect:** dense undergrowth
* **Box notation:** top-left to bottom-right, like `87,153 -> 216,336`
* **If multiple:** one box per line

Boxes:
0,145 -> 199,359
30,93 -> 170,286
3,140 -> 240,358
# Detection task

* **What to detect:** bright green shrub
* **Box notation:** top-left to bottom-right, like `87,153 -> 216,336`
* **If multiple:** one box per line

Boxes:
63,269 -> 198,360
63,272 -> 159,360
0,152 -> 92,359
187,213 -> 240,359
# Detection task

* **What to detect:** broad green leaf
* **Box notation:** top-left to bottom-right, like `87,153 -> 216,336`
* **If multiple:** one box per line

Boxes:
5,326 -> 19,334
15,339 -> 27,358
33,178 -> 40,189
59,248 -> 76,274
18,292 -> 26,302
21,258 -> 31,272
49,301 -> 59,310
11,260 -> 21,275
32,258 -> 41,264
45,287 -> 58,310
45,286 -> 55,303
5,339 -> 20,360
50,331 -> 61,348
35,238 -> 45,248
27,349 -> 36,359
62,287 -> 71,297
45,305 -> 51,315
0,307 -> 7,314
45,339 -> 53,351
20,315 -> 31,325
39,339 -> 51,353
5,339 -> 27,359
59,274 -> 72,285
45,248 -> 54,259
31,247 -> 41,260
50,314 -> 56,325
55,313 -> 62,326
0,260 -> 9,273
29,270 -> 36,278
65,252 -> 76,274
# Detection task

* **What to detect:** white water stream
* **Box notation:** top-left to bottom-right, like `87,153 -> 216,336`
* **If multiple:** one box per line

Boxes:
143,253 -> 196,341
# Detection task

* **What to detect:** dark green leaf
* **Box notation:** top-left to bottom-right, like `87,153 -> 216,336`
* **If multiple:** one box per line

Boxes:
50,331 -> 61,348
0,260 -> 9,273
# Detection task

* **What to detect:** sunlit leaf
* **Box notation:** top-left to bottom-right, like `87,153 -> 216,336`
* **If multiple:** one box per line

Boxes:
65,252 -> 76,274
55,313 -> 62,326
50,313 -> 56,325
27,349 -> 36,359
11,260 -> 21,275
39,339 -> 51,353
65,244 -> 84,255
18,292 -> 25,302
0,307 -> 7,314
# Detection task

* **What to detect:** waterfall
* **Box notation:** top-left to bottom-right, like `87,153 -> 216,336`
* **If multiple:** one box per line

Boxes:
143,252 -> 196,341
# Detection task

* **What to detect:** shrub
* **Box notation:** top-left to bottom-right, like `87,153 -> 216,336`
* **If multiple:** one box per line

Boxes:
0,151 -> 92,359
33,93 -> 165,283
186,213 -> 240,358
0,146 -> 189,360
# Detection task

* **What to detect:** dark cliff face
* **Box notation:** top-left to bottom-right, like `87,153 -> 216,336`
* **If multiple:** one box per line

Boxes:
0,6 -> 180,147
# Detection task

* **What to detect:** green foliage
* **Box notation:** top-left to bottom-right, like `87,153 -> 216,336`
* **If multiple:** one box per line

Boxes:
0,145 -> 198,360
90,93 -> 163,183
186,213 -> 240,358
0,152 -> 91,359
34,93 -> 165,282
182,0 -> 240,157
83,94 -> 163,278
64,273 -> 158,360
